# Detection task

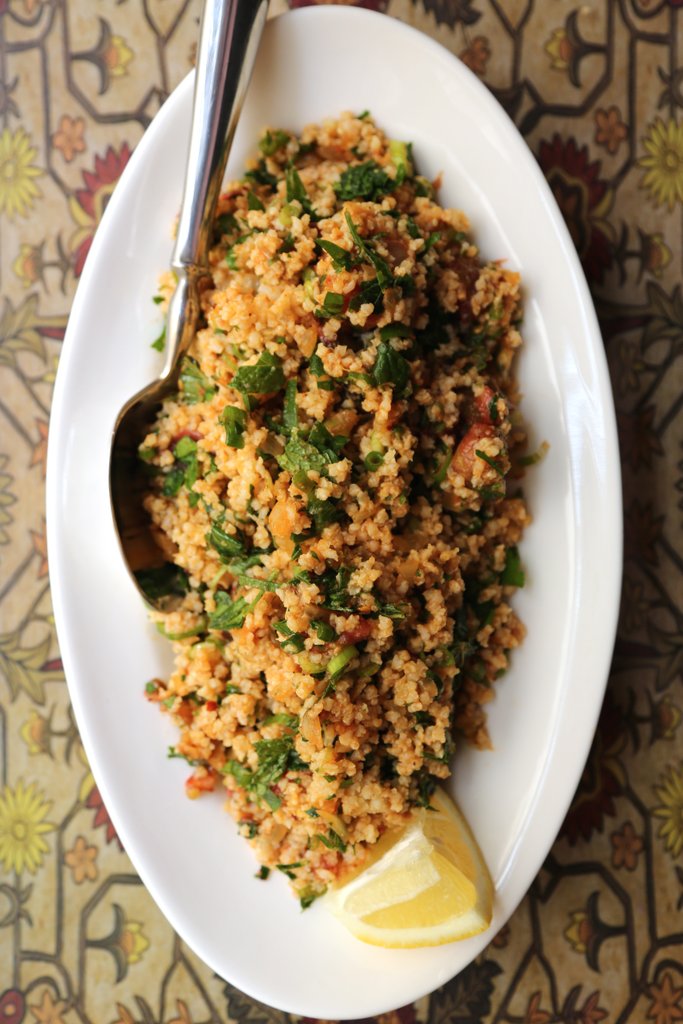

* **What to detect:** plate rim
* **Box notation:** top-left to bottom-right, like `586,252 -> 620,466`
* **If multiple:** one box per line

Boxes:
46,5 -> 623,1016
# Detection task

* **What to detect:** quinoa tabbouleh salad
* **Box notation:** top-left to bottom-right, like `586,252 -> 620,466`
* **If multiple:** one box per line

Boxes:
140,111 -> 530,909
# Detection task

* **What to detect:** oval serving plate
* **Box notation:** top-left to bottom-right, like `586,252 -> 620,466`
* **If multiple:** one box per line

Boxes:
47,7 -> 621,1019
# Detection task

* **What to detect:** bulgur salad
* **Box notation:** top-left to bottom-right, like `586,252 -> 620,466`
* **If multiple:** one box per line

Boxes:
139,112 -> 530,908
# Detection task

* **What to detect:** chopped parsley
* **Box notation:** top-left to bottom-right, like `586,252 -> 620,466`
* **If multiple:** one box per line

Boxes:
134,564 -> 189,601
208,590 -> 262,631
151,326 -> 166,352
501,546 -> 525,588
334,160 -> 394,202
259,129 -> 289,156
318,828 -> 347,852
372,341 -> 411,397
225,736 -> 306,811
231,351 -> 285,403
221,405 -> 247,448
317,238 -> 354,271
179,356 -> 216,404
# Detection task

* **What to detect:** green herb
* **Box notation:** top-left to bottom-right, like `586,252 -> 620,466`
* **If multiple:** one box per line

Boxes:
414,176 -> 434,199
431,446 -> 453,487
256,865 -> 270,880
180,356 -> 216,404
318,829 -> 347,852
334,160 -> 394,202
225,736 -> 303,810
135,564 -> 190,601
273,620 -> 306,654
413,710 -> 435,727
276,862 -> 303,880
321,567 -> 354,612
307,496 -> 341,533
148,322 -> 166,352
316,291 -> 344,319
299,886 -> 324,910
354,275 -> 386,313
372,341 -> 410,397
379,323 -> 413,342
162,696 -> 176,710
423,231 -> 441,252
276,427 -> 341,479
389,139 -> 412,182
344,212 -> 393,290
247,190 -> 265,212
231,351 -> 285,401
221,405 -> 247,448
501,546 -> 525,587
263,712 -> 299,729
414,768 -> 437,809
285,163 -> 315,217
518,441 -> 550,466
376,602 -> 405,620
283,379 -> 298,432
161,437 -> 199,498
145,681 -> 157,694
475,448 -> 505,477
245,163 -> 278,189
479,484 -> 505,502
312,620 -> 337,642
234,572 -> 279,593
173,436 -> 197,460
214,212 -> 239,236
207,522 -> 244,560
166,746 -> 198,765
327,644 -> 358,683
363,450 -> 384,471
309,352 -> 324,377
317,238 -> 354,271
305,808 -> 320,818
209,590 -> 262,630
259,129 -> 289,156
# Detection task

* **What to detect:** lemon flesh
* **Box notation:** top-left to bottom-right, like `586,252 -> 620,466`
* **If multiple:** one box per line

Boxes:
327,788 -> 493,948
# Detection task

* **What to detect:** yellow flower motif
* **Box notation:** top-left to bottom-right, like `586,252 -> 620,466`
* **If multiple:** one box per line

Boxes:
639,117 -> 683,209
564,909 -> 590,953
20,708 -> 52,756
0,127 -> 43,219
545,28 -> 573,71
653,762 -> 683,858
118,919 -> 149,964
103,35 -> 133,78
0,779 -> 56,875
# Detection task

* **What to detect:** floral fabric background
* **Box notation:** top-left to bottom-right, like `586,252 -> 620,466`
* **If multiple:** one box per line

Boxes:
0,0 -> 682,1021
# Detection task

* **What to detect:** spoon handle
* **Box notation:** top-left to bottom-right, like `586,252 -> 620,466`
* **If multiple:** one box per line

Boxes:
161,0 -> 269,378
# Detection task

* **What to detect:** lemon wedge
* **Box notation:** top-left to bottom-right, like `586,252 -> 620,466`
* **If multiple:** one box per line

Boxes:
327,787 -> 493,948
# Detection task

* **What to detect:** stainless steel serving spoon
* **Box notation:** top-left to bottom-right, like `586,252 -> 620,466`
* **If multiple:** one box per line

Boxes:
110,0 -> 268,608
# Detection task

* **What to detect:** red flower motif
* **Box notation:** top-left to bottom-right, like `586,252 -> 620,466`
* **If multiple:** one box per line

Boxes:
0,989 -> 25,1024
86,783 -> 123,850
68,143 -> 131,276
538,134 -> 614,284
561,691 -> 626,844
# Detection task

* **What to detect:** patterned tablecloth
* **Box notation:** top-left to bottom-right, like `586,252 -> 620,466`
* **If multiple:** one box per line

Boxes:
1,0 -> 681,1021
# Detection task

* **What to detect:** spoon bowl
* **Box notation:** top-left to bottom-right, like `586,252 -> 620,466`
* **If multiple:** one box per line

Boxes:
109,0 -> 268,609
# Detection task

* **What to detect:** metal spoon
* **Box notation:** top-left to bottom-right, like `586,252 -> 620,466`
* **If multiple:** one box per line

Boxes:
110,0 -> 268,608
